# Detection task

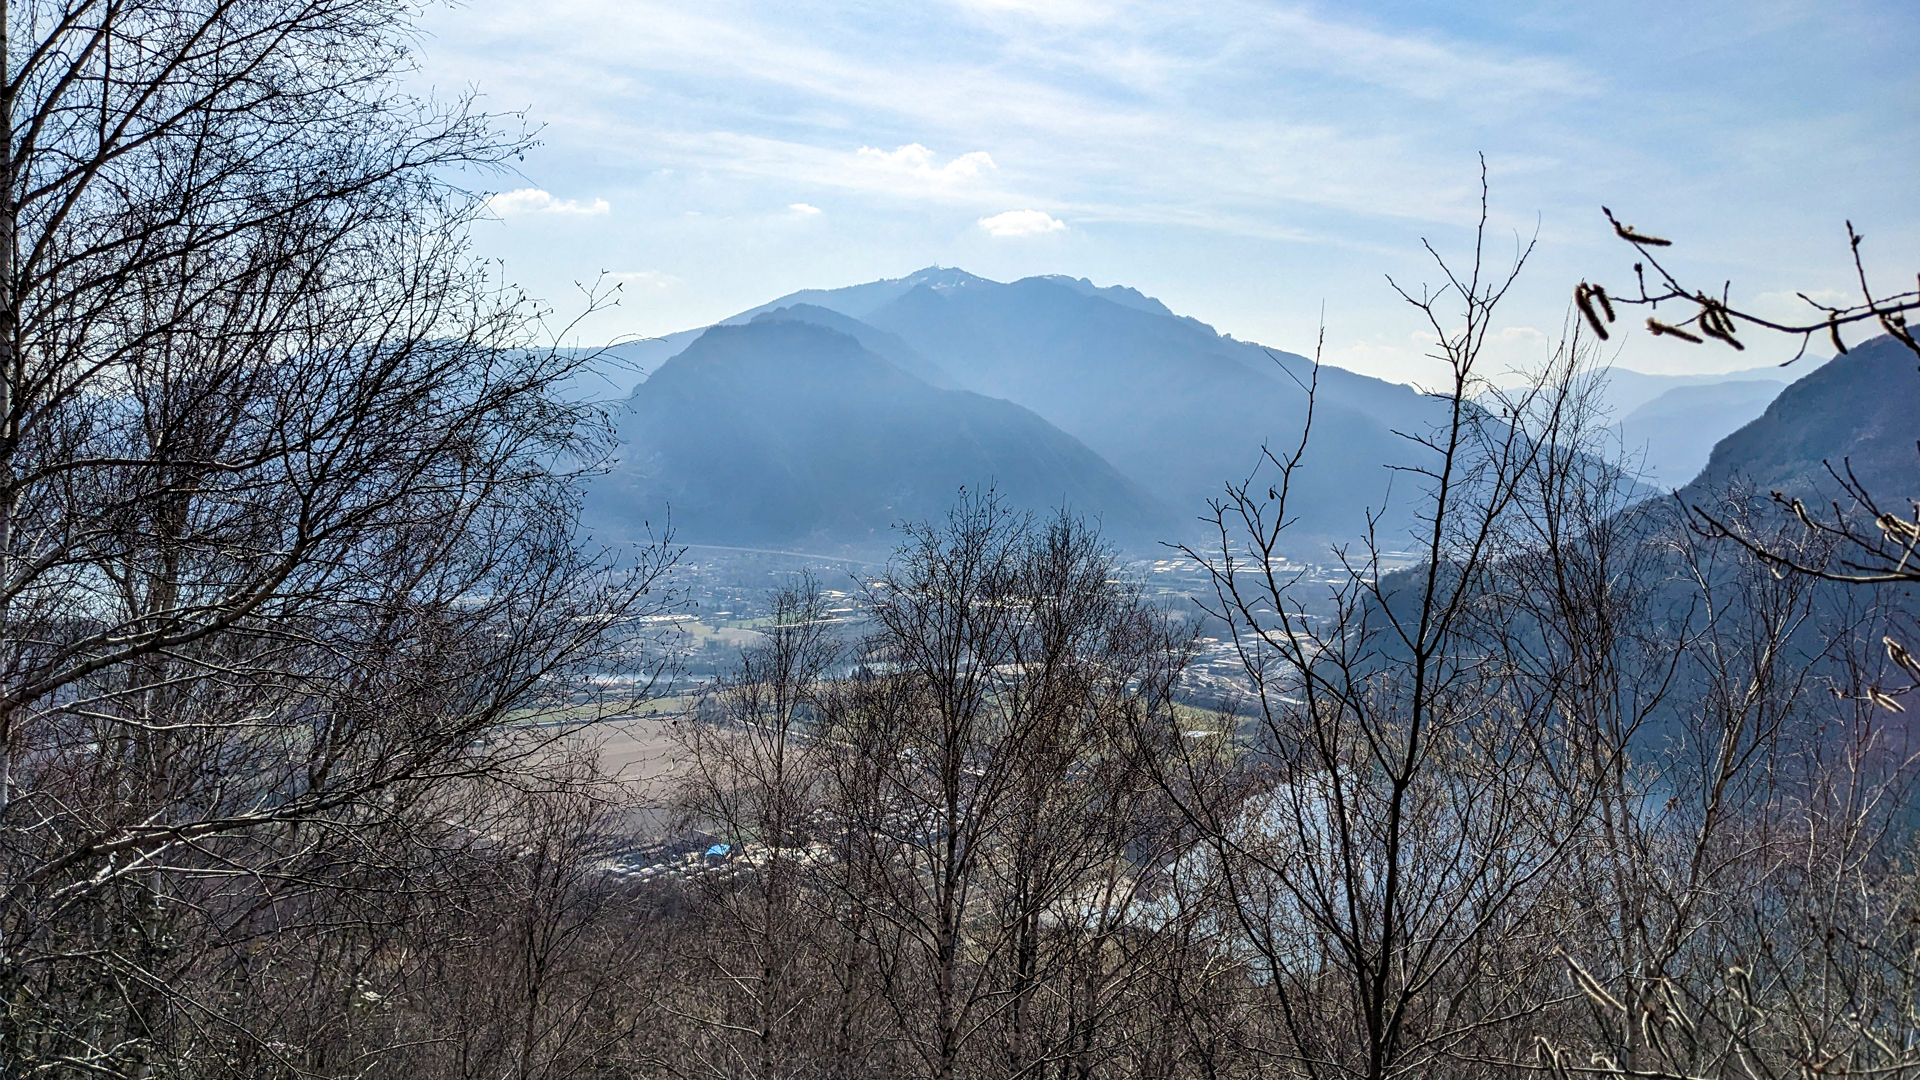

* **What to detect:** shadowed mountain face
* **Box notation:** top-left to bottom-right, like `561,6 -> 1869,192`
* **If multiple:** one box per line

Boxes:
1682,335 -> 1919,505
590,320 -> 1168,550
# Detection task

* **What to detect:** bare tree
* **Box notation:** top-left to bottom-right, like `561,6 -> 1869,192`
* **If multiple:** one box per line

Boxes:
1574,210 -> 1915,363
406,762 -> 657,1080
0,1 -> 674,1073
1556,209 -> 1920,1080
1148,175 -> 1641,1080
813,494 -> 1193,1080
670,576 -> 871,1078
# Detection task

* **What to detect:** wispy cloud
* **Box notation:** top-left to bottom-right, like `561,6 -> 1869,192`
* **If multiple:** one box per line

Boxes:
1247,6 -> 1594,101
788,202 -> 824,216
619,132 -> 1025,210
430,0 -> 1589,236
419,0 -> 1919,380
979,209 -> 1067,237
608,271 -> 681,289
486,188 -> 611,216
942,0 -> 1116,27
428,3 -> 1591,232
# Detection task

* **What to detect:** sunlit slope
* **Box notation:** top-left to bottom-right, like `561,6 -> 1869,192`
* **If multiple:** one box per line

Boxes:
1682,335 -> 1919,502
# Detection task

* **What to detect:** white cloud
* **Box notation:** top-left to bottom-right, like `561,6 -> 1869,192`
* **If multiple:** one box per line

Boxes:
788,202 -> 823,216
626,132 -> 1020,208
608,270 -> 681,289
944,0 -> 1114,26
978,209 -> 1067,237
485,188 -> 611,216
428,5 -> 1544,228
858,143 -> 997,185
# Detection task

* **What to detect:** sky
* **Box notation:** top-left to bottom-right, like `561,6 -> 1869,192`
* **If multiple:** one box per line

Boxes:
414,0 -> 1919,386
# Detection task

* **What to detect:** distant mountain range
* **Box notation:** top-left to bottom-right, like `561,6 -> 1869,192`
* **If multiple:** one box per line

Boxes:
585,267 -> 1459,552
1616,377 -> 1787,488
578,266 -> 1901,554
1589,363 -> 1788,419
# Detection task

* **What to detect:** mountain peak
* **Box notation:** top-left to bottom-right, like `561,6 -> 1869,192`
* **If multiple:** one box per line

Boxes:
902,266 -> 994,291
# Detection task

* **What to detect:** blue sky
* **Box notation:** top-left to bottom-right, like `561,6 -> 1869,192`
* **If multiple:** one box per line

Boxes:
416,0 -> 1918,385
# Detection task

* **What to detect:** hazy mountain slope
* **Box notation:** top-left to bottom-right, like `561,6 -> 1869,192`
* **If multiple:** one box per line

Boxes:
858,274 -> 1448,545
1597,363 -> 1792,418
553,267 -> 990,402
748,304 -> 957,389
1618,379 -> 1787,489
1682,335 -> 1919,503
545,270 -> 990,401
548,334 -> 702,402
1372,343 -> 1915,751
590,320 -> 1168,549
576,266 -> 1489,549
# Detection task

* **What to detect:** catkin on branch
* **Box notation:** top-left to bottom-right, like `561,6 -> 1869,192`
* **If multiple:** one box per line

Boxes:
1647,318 -> 1704,344
1575,284 -> 1611,340
1614,221 -> 1672,246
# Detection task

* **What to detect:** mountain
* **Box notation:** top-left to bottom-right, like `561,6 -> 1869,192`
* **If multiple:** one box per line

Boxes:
1617,378 -> 1787,489
549,340 -> 676,403
1681,334 -> 1919,504
783,268 -> 1448,546
747,304 -> 957,389
589,319 -> 1168,550
552,269 -> 989,403
1367,339 -> 1917,750
583,266 -> 1491,552
566,273 -> 1810,534
1033,275 -> 1177,317
1593,363 -> 1790,418
732,265 -> 989,323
